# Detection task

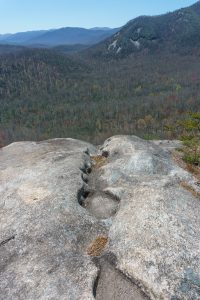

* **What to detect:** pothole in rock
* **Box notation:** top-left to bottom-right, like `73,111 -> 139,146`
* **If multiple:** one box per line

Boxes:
78,150 -> 120,219
84,193 -> 120,220
94,256 -> 149,300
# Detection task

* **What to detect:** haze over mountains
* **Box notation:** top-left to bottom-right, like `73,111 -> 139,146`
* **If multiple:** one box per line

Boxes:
0,27 -> 119,47
1,1 -> 200,54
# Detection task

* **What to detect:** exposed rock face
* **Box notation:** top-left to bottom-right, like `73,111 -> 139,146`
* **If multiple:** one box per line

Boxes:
0,136 -> 200,300
96,136 -> 200,300
0,139 -> 100,300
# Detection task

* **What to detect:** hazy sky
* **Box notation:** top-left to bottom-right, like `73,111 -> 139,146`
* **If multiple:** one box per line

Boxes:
0,0 -> 198,34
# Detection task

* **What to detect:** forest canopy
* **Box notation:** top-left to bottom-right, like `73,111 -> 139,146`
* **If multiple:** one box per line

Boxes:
0,47 -> 200,148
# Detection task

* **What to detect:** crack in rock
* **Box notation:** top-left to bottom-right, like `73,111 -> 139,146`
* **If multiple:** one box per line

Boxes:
78,149 -> 148,299
0,235 -> 16,247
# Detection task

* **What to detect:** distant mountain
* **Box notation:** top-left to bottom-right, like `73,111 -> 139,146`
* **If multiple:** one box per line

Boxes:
0,30 -> 49,45
88,0 -> 200,58
0,27 -> 119,47
90,27 -> 113,31
28,27 -> 119,46
0,34 -> 11,41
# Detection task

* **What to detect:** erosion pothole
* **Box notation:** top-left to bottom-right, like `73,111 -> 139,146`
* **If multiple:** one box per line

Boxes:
94,256 -> 149,300
78,151 -> 120,219
84,193 -> 119,219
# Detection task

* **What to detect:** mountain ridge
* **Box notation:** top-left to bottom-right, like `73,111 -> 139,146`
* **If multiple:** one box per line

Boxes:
87,0 -> 200,58
0,27 -> 119,47
1,2 -> 200,51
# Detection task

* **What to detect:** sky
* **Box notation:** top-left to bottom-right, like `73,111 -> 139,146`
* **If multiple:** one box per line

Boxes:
0,0 -> 198,34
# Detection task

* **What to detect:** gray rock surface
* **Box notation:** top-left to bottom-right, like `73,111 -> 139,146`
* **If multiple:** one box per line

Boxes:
1,136 -> 200,300
96,136 -> 200,300
0,139 -> 100,300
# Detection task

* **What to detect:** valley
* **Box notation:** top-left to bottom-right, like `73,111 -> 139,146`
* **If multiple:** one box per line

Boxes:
0,2 -> 200,147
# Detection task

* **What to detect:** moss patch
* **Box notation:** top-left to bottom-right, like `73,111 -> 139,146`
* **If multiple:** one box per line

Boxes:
173,150 -> 200,181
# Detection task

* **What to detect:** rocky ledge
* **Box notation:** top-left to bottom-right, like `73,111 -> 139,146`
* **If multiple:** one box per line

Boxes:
0,136 -> 200,300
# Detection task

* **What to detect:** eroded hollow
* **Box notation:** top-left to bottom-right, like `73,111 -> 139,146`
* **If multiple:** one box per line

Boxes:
93,255 -> 149,300
84,192 -> 119,219
79,151 -> 120,219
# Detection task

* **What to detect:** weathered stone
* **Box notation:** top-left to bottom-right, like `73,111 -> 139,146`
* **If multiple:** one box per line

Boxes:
0,139 -> 100,300
1,136 -> 200,300
97,136 -> 200,299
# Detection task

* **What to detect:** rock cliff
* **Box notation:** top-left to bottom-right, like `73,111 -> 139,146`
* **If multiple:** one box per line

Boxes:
0,136 -> 200,300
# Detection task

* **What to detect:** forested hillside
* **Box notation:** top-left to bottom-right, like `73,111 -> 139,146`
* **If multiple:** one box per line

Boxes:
0,46 -> 200,147
88,0 -> 200,58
